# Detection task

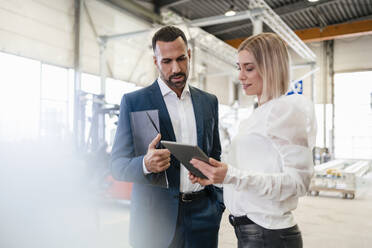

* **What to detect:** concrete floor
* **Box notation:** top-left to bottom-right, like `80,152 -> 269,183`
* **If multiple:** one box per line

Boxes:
88,172 -> 372,248
96,172 -> 372,248
220,173 -> 372,248
3,173 -> 371,248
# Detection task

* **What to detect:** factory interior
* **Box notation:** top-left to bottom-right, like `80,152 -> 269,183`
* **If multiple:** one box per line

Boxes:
0,0 -> 372,247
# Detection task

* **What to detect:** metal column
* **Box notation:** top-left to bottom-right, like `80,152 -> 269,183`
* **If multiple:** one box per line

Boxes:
99,38 -> 107,96
252,17 -> 263,35
328,40 -> 335,158
311,63 -> 316,102
73,0 -> 83,151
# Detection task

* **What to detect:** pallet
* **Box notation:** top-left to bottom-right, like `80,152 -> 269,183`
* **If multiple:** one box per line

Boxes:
308,172 -> 356,199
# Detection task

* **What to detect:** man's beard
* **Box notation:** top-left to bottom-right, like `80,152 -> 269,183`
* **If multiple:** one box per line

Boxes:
165,72 -> 188,89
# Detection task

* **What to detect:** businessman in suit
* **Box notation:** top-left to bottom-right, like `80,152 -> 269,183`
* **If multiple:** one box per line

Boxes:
111,26 -> 224,248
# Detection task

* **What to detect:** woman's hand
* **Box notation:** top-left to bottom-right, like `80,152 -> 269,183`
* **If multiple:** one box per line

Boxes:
188,157 -> 228,186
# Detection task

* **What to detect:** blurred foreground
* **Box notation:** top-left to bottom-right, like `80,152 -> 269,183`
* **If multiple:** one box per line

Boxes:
0,139 -> 130,248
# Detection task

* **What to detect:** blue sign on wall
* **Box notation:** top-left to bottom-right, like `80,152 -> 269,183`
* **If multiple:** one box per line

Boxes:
287,80 -> 303,95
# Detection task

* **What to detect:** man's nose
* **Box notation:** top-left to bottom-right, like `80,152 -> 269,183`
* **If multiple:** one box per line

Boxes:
171,61 -> 181,73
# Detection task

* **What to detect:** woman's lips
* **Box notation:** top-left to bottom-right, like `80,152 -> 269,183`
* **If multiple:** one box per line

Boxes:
242,84 -> 252,90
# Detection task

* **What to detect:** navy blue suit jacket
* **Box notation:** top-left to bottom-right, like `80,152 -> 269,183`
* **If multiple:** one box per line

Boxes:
111,81 -> 222,248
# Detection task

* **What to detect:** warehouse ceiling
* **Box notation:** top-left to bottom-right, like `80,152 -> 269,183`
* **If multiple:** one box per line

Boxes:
135,0 -> 372,41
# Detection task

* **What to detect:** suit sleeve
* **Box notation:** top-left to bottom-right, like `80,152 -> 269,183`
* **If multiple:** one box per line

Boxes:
110,94 -> 167,187
209,95 -> 224,210
210,95 -> 222,162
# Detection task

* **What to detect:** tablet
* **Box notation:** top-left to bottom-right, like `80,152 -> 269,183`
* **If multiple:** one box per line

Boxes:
161,141 -> 209,179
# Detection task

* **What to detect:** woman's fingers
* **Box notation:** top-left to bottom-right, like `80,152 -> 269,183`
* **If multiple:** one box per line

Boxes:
188,171 -> 213,186
188,172 -> 199,184
209,157 -> 221,167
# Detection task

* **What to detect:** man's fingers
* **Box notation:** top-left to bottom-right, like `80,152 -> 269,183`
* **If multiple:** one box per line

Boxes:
151,157 -> 170,169
158,159 -> 171,169
148,134 -> 161,149
152,161 -> 170,173
152,150 -> 171,161
152,148 -> 170,155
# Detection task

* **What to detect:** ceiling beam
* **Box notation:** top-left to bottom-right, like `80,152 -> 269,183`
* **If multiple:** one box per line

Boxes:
225,19 -> 372,48
189,8 -> 263,27
225,38 -> 245,48
159,0 -> 191,9
295,19 -> 372,42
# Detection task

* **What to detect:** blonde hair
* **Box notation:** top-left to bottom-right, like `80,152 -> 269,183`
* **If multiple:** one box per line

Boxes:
238,33 -> 289,103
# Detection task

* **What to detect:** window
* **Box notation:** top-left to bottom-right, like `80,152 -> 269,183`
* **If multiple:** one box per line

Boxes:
314,104 -> 333,149
0,51 -> 145,149
81,73 -> 101,95
334,71 -> 372,159
105,78 -> 142,147
105,78 -> 139,105
40,64 -> 70,138
0,52 -> 40,142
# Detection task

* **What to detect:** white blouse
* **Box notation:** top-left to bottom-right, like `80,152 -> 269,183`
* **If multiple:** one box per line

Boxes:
223,94 -> 317,230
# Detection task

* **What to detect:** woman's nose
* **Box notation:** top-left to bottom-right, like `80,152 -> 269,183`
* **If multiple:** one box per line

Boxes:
238,70 -> 246,81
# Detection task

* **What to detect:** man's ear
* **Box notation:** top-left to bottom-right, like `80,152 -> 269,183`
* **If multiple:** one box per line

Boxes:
153,55 -> 158,66
187,48 -> 191,59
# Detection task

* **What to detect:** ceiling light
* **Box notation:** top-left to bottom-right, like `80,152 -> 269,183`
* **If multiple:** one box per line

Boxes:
225,8 -> 236,16
225,1 -> 236,17
308,0 -> 319,2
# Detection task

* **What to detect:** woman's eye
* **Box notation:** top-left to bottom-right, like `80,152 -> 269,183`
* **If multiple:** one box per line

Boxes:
246,68 -> 253,72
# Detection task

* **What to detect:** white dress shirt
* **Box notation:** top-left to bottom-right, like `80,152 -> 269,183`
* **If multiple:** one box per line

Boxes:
223,94 -> 317,229
143,77 -> 203,193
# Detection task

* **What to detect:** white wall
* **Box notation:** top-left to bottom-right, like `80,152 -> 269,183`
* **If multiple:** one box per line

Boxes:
291,34 -> 372,104
0,0 -> 75,68
334,35 -> 372,72
0,0 -> 155,85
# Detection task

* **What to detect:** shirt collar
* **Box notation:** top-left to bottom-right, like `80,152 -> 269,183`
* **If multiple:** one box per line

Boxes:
157,77 -> 190,98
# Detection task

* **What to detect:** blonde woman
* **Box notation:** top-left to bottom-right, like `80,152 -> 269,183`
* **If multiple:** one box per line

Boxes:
189,33 -> 317,248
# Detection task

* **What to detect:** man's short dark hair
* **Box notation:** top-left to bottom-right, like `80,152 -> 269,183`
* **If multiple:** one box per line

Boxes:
152,26 -> 188,52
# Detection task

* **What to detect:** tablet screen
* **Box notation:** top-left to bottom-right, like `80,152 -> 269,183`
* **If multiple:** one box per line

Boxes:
161,141 -> 209,179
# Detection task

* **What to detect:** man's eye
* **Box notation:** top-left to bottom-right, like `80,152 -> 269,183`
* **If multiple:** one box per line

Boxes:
177,57 -> 186,61
162,60 -> 171,64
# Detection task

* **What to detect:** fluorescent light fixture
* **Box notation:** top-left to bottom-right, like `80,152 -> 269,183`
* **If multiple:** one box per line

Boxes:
225,9 -> 236,16
308,0 -> 319,2
225,3 -> 236,16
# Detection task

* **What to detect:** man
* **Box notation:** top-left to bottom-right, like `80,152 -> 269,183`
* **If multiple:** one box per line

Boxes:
111,26 -> 224,248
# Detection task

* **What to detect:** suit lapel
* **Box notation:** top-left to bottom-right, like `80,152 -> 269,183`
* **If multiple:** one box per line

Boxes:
148,81 -> 180,188
148,81 -> 176,142
190,86 -> 204,149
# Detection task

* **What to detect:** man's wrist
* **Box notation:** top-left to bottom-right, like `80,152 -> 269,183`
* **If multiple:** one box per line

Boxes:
143,158 -> 151,175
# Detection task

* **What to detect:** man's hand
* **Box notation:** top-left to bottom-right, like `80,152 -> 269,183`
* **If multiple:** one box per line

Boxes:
144,134 -> 171,173
189,158 -> 228,186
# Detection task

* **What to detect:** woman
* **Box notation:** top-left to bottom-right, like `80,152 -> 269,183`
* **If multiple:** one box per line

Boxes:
189,33 -> 317,248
